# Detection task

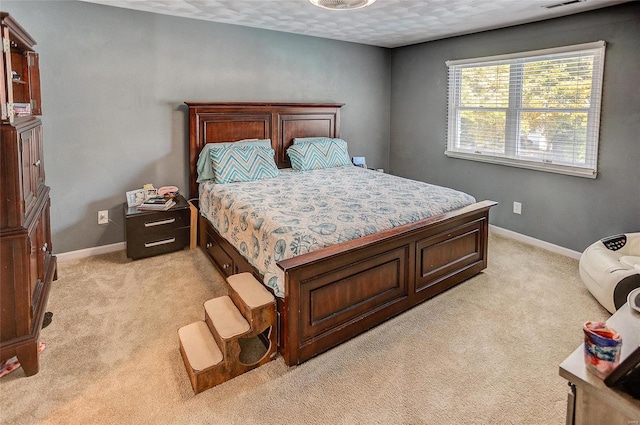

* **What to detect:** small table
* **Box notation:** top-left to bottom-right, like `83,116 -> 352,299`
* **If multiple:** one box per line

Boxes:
124,194 -> 191,260
559,303 -> 640,425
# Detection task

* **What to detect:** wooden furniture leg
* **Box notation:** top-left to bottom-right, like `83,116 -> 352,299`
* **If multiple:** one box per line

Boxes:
16,341 -> 39,376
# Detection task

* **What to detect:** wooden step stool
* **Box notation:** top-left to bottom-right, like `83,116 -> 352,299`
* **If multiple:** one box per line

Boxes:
178,273 -> 277,394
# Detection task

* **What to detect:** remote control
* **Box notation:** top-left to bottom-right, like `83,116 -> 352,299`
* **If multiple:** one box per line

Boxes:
601,234 -> 626,251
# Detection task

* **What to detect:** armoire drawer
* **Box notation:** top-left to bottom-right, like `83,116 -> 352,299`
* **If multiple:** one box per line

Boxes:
0,119 -> 45,229
1,192 -> 53,344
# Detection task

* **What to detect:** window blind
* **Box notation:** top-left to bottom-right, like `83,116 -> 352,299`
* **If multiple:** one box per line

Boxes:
445,41 -> 605,178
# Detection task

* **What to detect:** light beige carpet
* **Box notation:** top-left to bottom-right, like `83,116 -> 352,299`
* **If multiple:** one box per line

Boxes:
0,232 -> 609,424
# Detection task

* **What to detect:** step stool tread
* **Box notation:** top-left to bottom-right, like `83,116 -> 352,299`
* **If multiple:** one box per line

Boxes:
227,273 -> 275,308
205,296 -> 250,339
178,321 -> 223,371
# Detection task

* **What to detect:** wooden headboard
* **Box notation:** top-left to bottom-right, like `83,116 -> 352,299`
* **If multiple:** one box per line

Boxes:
186,102 -> 344,199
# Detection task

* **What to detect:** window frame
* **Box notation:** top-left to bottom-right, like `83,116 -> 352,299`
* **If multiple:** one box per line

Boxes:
445,41 -> 606,179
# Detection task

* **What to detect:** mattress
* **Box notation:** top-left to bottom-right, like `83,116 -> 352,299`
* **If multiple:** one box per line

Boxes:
199,165 -> 476,298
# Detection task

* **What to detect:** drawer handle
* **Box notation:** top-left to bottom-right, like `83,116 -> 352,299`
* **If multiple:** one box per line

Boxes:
144,218 -> 175,227
206,242 -> 213,249
144,238 -> 175,248
223,263 -> 230,269
41,242 -> 48,252
33,159 -> 41,167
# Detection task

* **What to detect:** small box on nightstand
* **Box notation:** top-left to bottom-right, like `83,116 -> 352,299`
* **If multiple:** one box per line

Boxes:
124,194 -> 191,260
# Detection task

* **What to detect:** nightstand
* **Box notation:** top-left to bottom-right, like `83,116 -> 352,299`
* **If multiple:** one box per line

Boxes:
125,194 -> 190,260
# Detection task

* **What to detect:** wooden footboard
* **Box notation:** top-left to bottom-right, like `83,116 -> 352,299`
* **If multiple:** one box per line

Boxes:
276,200 -> 496,365
200,200 -> 495,366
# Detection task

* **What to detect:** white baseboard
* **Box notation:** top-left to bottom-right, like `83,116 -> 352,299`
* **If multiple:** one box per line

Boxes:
56,242 -> 126,262
489,225 -> 581,260
55,227 -> 581,263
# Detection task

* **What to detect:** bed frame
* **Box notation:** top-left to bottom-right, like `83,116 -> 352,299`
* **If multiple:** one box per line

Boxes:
186,102 -> 496,366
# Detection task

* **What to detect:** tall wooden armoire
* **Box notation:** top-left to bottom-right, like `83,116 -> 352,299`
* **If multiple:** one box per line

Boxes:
0,12 -> 56,376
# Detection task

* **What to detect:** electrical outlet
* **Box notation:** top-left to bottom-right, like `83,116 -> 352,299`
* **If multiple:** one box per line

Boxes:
98,210 -> 109,225
513,202 -> 522,215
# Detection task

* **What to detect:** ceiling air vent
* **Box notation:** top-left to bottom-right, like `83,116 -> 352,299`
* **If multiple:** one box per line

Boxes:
544,0 -> 585,9
309,0 -> 377,11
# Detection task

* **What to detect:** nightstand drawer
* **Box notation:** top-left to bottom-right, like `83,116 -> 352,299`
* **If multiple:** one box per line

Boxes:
124,194 -> 191,260
126,209 -> 190,240
127,227 -> 189,260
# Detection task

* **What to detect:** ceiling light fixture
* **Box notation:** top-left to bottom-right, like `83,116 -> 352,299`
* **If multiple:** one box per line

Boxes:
309,0 -> 377,11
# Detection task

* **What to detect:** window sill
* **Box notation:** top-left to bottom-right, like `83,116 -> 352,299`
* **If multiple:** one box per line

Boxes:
444,150 -> 597,179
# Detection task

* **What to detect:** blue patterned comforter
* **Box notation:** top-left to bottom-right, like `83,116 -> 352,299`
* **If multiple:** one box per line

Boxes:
199,166 -> 476,298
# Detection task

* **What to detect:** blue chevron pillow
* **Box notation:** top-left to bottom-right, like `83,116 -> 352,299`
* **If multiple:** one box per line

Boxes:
197,139 -> 271,182
287,139 -> 352,171
209,145 -> 279,184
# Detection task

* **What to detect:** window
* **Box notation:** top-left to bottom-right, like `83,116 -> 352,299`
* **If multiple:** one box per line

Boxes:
445,41 -> 605,178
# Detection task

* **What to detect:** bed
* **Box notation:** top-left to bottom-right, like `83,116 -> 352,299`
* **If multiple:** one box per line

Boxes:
187,102 -> 496,366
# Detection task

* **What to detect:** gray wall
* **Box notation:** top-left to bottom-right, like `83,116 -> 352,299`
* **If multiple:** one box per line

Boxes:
3,0 -> 391,254
390,3 -> 640,252
4,1 -> 638,255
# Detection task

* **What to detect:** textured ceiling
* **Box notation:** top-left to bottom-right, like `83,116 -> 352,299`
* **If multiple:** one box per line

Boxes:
81,0 -> 630,48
